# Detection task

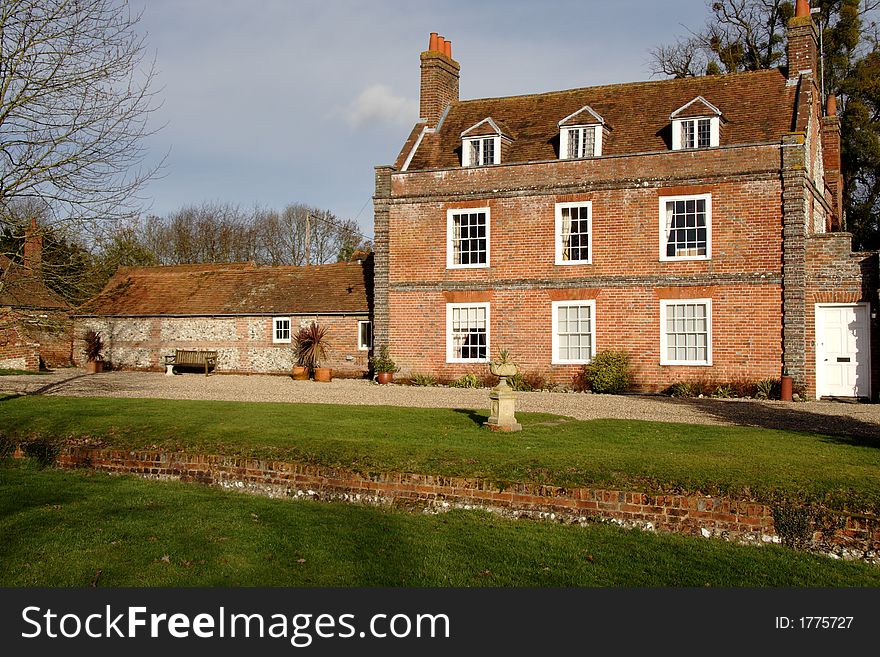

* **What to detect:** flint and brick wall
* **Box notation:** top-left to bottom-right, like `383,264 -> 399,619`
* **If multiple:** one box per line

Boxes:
73,314 -> 369,376
0,307 -> 72,370
54,446 -> 880,562
380,145 -> 788,389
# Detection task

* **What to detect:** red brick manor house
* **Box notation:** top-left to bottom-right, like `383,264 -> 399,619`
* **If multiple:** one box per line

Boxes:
373,2 -> 878,400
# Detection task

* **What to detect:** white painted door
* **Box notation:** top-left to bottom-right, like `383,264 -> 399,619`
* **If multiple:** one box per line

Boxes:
816,304 -> 871,398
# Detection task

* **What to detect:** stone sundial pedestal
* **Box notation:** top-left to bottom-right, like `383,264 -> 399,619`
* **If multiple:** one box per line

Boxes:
484,362 -> 522,432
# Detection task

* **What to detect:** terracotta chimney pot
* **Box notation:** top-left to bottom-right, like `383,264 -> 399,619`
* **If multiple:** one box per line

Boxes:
436,35 -> 446,53
429,32 -> 438,51
826,94 -> 837,117
444,39 -> 452,58
795,0 -> 810,17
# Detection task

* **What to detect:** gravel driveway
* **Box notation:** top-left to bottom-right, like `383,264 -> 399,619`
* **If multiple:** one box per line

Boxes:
2,369 -> 878,439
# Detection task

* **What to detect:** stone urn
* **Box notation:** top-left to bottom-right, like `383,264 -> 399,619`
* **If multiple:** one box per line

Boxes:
485,358 -> 522,432
489,362 -> 517,379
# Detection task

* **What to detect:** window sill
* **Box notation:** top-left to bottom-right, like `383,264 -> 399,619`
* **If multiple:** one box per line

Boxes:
660,361 -> 713,367
554,260 -> 592,266
447,264 -> 490,270
659,255 -> 711,262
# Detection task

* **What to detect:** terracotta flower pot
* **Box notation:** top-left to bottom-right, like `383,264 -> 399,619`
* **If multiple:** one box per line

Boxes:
377,371 -> 394,385
86,360 -> 104,374
313,367 -> 332,383
291,365 -> 309,380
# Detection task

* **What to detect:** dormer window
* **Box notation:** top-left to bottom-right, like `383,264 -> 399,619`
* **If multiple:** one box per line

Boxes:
670,97 -> 722,150
558,105 -> 605,159
563,126 -> 599,159
467,136 -> 498,166
681,118 -> 712,149
461,117 -> 512,167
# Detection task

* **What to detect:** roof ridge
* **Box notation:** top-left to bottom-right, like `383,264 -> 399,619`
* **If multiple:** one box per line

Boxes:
452,68 -> 786,106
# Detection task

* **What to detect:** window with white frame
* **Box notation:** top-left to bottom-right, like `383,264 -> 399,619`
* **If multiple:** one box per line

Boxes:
555,202 -> 592,265
672,117 -> 719,150
273,317 -> 291,343
660,299 -> 712,365
552,300 -> 595,364
447,208 -> 489,268
447,303 -> 489,362
464,137 -> 498,166
659,194 -> 711,261
561,126 -> 600,159
358,320 -> 372,351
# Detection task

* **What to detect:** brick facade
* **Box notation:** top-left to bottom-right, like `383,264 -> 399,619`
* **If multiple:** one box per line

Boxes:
0,308 -> 72,370
0,225 -> 73,370
374,16 -> 878,399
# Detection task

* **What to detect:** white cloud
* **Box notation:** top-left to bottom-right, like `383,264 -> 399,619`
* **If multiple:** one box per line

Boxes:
340,84 -> 418,128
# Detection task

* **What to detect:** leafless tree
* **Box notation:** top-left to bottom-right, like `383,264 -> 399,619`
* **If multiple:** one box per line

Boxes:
0,0 -> 162,232
651,1 -> 880,78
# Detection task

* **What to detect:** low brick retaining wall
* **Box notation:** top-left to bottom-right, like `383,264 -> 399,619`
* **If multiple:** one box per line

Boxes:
54,446 -> 879,563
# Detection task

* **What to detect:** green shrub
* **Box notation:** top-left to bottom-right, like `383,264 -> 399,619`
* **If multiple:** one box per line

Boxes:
449,373 -> 481,389
20,437 -> 60,468
508,371 -> 549,392
583,351 -> 631,394
754,378 -> 781,400
0,434 -> 15,460
666,381 -> 694,397
711,383 -> 734,399
729,378 -> 757,398
409,372 -> 437,387
771,503 -> 813,550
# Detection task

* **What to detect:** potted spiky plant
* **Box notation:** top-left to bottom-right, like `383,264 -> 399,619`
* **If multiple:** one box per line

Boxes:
83,329 -> 105,374
489,348 -> 517,378
369,346 -> 399,384
294,322 -> 332,382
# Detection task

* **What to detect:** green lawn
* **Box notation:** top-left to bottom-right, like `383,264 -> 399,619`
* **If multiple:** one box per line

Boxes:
2,396 -> 879,512
2,462 -> 877,587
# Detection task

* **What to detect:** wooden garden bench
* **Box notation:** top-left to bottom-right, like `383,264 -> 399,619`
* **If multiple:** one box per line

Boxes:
164,349 -> 218,376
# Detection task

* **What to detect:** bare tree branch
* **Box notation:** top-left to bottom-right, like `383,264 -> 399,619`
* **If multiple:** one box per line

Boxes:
0,0 -> 163,232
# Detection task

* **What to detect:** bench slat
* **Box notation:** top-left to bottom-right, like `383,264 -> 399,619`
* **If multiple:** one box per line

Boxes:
165,349 -> 218,375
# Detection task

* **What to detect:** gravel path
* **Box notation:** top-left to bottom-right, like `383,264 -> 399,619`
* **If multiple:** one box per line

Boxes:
2,368 -> 879,439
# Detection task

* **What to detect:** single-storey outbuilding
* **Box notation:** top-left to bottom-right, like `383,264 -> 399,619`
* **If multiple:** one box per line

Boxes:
74,259 -> 373,376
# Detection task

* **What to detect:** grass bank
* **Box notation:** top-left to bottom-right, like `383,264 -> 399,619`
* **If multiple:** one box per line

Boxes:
2,396 -> 878,512
2,462 -> 877,587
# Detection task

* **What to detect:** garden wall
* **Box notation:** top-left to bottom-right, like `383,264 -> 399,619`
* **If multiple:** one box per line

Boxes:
55,446 -> 879,563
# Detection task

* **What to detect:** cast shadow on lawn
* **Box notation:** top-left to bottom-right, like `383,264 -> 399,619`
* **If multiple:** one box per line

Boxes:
663,397 -> 880,448
452,408 -> 489,427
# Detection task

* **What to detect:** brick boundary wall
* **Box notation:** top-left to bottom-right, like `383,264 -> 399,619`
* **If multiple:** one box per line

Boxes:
52,446 -> 879,564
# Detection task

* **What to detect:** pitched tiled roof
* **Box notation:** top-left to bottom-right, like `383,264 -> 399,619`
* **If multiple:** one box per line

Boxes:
0,255 -> 70,310
76,261 -> 371,317
406,68 -> 796,170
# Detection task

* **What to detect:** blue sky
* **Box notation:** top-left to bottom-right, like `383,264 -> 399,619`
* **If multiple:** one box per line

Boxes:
136,0 -> 712,238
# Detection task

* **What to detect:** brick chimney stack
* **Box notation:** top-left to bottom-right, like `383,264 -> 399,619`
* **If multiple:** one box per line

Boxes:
420,32 -> 460,128
821,94 -> 843,230
787,0 -> 819,83
23,218 -> 42,272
